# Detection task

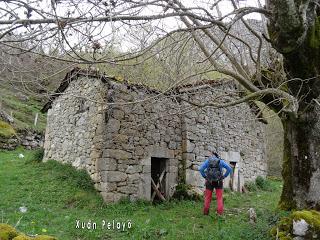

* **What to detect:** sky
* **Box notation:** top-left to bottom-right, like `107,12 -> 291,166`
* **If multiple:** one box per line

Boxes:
0,0 -> 266,53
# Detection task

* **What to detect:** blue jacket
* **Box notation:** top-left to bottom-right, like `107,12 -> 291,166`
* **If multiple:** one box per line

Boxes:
198,156 -> 232,179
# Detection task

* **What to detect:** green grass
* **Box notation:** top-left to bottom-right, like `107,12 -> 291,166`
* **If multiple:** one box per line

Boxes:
0,149 -> 287,240
0,87 -> 46,132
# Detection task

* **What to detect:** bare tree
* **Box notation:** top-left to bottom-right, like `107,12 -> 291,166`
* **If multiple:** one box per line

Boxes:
0,0 -> 319,210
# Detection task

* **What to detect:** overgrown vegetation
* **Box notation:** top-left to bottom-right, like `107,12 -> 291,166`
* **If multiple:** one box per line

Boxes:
0,149 -> 286,240
171,183 -> 201,201
0,120 -> 16,138
244,176 -> 273,192
0,87 -> 46,132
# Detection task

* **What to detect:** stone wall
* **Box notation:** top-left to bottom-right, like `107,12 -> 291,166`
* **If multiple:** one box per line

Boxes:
43,76 -> 107,183
178,81 -> 267,190
97,81 -> 182,202
0,130 -> 43,150
43,74 -> 267,202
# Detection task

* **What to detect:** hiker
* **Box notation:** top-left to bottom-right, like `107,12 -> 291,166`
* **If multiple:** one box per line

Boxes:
198,151 -> 232,215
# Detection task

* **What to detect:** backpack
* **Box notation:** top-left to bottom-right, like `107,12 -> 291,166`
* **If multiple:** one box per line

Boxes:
206,157 -> 222,182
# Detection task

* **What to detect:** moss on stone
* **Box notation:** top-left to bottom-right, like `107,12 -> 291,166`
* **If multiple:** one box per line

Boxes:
270,210 -> 320,239
12,235 -> 33,240
34,235 -> 57,240
309,16 -> 320,49
0,120 -> 16,138
292,210 -> 320,231
0,223 -> 18,240
279,236 -> 292,240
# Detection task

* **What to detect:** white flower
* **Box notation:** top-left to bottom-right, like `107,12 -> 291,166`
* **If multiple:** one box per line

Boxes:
19,206 -> 28,213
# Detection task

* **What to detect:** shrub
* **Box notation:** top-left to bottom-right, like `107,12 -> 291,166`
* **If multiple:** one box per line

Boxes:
255,176 -> 272,191
172,183 -> 201,201
33,148 -> 44,163
26,148 -> 44,164
172,183 -> 191,200
244,181 -> 258,192
224,188 -> 231,194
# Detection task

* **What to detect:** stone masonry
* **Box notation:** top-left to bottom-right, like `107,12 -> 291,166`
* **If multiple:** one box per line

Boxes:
42,68 -> 267,202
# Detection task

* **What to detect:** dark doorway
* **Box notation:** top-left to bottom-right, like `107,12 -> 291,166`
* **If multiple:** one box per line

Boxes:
151,157 -> 167,202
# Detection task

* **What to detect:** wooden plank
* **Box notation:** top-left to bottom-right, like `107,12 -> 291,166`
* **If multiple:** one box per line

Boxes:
151,178 -> 166,201
151,169 -> 166,201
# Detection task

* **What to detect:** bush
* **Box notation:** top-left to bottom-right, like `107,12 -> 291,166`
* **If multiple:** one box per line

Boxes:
172,183 -> 201,201
26,148 -> 44,164
244,176 -> 272,192
255,176 -> 272,191
33,148 -> 44,162
244,181 -> 258,192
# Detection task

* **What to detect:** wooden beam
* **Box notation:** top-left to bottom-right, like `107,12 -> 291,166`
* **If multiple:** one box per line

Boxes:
151,178 -> 166,201
151,169 -> 166,201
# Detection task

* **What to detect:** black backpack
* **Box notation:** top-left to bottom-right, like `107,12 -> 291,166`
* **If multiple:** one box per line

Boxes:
206,157 -> 222,182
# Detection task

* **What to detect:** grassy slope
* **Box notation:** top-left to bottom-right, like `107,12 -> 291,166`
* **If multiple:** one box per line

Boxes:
0,149 -> 287,240
0,87 -> 46,132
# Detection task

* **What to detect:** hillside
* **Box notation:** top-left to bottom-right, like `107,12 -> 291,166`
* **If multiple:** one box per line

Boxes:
0,149 -> 285,240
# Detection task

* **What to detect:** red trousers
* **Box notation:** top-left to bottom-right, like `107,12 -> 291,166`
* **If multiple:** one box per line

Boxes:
203,188 -> 224,215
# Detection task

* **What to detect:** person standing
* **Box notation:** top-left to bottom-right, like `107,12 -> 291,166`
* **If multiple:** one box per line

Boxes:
198,151 -> 232,215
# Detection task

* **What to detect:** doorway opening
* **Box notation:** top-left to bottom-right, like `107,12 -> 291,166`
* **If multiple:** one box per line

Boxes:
151,157 -> 167,202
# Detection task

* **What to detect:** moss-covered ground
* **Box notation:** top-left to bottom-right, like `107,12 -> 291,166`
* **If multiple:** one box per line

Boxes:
0,149 -> 287,240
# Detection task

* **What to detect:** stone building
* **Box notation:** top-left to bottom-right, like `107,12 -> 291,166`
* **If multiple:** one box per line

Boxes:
41,68 -> 267,202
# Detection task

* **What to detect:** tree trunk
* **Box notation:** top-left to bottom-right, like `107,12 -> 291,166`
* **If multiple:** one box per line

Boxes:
280,104 -> 320,210
266,0 -> 320,210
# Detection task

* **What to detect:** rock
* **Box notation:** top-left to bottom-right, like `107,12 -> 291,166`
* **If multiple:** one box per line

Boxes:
25,136 -> 34,141
103,171 -> 127,182
293,237 -> 305,240
16,93 -> 29,102
117,185 -> 137,194
97,158 -> 117,171
248,208 -> 257,224
103,149 -> 132,160
101,192 -> 114,202
128,173 -> 140,182
13,235 -> 33,240
106,118 -> 120,133
126,165 -> 142,174
100,182 -> 117,192
293,219 -> 309,236
186,140 -> 195,153
113,193 -> 127,202
0,223 -> 18,240
0,110 -> 14,123
112,109 -> 125,120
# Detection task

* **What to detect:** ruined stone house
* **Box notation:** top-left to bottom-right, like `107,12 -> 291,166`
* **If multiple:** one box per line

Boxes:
41,68 -> 267,202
